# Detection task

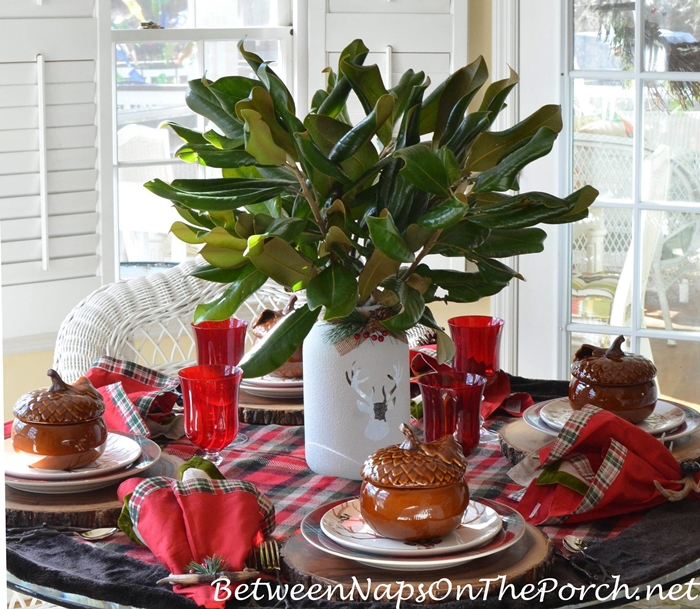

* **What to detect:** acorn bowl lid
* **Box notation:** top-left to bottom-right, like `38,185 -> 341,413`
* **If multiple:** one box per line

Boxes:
571,335 -> 657,386
13,369 -> 106,424
361,423 -> 467,488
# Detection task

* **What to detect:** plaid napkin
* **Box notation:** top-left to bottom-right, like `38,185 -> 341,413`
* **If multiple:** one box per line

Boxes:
118,459 -> 275,608
85,356 -> 182,438
515,405 -> 699,525
409,347 -> 533,418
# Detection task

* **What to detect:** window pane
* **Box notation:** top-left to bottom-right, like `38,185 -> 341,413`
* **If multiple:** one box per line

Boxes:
203,39 -> 281,81
644,0 -> 700,73
571,207 -> 633,326
119,163 -> 200,266
574,79 -> 635,201
573,1 -> 635,71
648,337 -> 700,407
643,81 -> 700,204
642,210 -> 700,333
116,42 -> 200,161
111,0 -> 277,29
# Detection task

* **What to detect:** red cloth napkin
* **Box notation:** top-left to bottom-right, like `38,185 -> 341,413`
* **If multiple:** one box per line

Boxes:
118,474 -> 275,608
517,405 -> 699,525
409,347 -> 533,418
86,356 -> 180,437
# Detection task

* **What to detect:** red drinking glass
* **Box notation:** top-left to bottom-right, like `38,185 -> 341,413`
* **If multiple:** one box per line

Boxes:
448,316 -> 504,380
178,364 -> 243,465
191,318 -> 248,367
417,371 -> 486,457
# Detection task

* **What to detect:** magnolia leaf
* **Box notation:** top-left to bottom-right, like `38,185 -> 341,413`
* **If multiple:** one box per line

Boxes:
235,86 -> 296,155
467,104 -> 562,171
239,305 -> 320,378
193,264 -> 267,322
394,144 -> 450,196
170,221 -> 208,244
324,225 -> 354,253
185,78 -> 245,142
235,213 -> 255,238
358,249 -> 401,302
306,264 -> 358,319
246,236 -> 317,289
436,329 -> 456,365
406,273 -> 433,295
405,224 -> 435,251
239,109 -> 286,166
545,185 -> 599,224
473,227 -> 547,258
417,198 -> 468,229
162,122 -> 208,145
199,244 -> 247,269
293,132 -> 351,184
472,127 -> 559,194
366,213 -> 415,263
381,278 -> 425,332
202,226 -> 247,250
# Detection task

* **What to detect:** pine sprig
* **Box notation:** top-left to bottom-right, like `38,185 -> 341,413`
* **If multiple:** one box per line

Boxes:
325,310 -> 367,344
186,554 -> 230,575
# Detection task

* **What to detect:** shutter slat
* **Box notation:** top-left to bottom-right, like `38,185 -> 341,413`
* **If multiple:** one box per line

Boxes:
1,212 -> 99,241
2,234 -> 99,264
329,0 -> 450,13
2,255 -> 99,286
48,169 -> 97,194
0,191 -> 98,221
0,60 -> 94,86
0,128 -> 38,153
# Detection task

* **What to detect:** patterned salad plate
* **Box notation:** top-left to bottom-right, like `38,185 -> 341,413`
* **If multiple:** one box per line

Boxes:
302,498 -> 525,571
321,499 -> 502,557
5,432 -> 142,480
525,398 -> 700,442
240,375 -> 303,398
4,431 -> 160,494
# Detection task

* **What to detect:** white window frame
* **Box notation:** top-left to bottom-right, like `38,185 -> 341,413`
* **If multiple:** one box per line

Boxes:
98,2 -> 294,281
507,0 -> 700,380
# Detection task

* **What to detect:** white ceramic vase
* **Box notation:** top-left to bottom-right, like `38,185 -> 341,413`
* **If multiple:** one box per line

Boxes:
303,320 -> 411,480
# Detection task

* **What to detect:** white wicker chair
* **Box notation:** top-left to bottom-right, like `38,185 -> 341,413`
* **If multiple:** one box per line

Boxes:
52,258 -> 296,382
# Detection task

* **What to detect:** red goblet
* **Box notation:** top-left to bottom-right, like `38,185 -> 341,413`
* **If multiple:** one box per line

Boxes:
448,315 -> 505,443
178,364 -> 243,466
191,317 -> 248,445
417,371 -> 487,457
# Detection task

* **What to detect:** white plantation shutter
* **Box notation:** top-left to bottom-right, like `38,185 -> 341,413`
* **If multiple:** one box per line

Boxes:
0,10 -> 102,343
308,0 -> 467,272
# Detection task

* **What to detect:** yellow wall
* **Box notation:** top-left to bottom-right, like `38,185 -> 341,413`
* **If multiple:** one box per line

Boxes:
1,2 -> 494,421
4,350 -> 55,420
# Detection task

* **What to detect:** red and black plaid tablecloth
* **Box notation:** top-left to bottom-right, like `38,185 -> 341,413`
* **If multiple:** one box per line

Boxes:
115,418 -> 638,567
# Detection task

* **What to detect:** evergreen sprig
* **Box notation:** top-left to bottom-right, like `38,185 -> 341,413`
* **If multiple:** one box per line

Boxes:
186,554 -> 230,575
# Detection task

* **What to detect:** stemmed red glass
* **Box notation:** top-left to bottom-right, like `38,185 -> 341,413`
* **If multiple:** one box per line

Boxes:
178,364 -> 243,466
448,315 -> 505,443
191,317 -> 249,445
417,371 -> 486,456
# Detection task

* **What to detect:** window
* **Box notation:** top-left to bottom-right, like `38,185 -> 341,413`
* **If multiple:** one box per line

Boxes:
515,1 -> 700,406
108,0 -> 292,277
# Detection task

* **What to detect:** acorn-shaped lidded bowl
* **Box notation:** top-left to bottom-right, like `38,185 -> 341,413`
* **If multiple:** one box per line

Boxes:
569,335 -> 657,424
12,369 -> 108,470
359,423 -> 469,541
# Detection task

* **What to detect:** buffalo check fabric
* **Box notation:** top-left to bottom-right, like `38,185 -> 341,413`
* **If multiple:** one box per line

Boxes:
85,356 -> 180,437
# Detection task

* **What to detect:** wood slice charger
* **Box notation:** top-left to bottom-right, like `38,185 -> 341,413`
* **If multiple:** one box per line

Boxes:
282,524 -> 553,603
5,452 -> 183,529
238,389 -> 304,426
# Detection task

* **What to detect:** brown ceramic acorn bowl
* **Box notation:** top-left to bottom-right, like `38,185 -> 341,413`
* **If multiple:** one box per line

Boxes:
360,479 -> 469,541
569,335 -> 658,424
569,379 -> 657,424
359,423 -> 469,541
11,417 -> 108,470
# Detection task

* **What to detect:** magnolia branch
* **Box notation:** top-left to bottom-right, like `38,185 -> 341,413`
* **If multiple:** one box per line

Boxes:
401,229 -> 442,281
287,161 -> 327,237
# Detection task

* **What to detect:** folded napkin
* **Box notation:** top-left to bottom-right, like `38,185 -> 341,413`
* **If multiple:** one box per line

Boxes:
118,458 -> 276,608
409,347 -> 533,418
86,356 -> 182,438
515,405 -> 700,525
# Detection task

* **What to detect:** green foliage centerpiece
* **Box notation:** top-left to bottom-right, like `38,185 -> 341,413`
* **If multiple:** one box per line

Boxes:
145,39 -> 598,377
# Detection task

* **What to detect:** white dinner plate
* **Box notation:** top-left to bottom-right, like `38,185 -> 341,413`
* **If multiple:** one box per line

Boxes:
5,432 -> 142,480
524,398 -> 700,442
241,375 -> 303,388
4,432 -> 161,494
320,499 -> 502,557
301,498 -> 525,571
540,397 -> 686,435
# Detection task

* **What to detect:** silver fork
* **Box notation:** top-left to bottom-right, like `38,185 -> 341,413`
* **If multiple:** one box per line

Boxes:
258,539 -> 281,572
